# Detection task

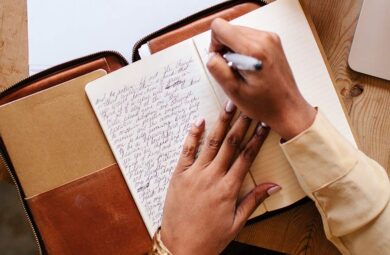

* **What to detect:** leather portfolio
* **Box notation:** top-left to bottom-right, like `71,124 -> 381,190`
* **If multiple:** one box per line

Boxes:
0,1 -> 268,254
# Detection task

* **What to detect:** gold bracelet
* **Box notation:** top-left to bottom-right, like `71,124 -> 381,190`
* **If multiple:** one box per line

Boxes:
149,227 -> 172,255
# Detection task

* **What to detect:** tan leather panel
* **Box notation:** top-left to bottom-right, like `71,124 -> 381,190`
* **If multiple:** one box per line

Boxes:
27,164 -> 151,255
148,3 -> 261,54
0,55 -> 125,105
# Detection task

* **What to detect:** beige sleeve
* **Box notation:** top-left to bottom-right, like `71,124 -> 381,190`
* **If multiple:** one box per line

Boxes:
280,110 -> 390,255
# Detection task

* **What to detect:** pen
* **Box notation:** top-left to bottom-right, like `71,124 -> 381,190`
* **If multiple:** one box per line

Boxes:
222,52 -> 262,71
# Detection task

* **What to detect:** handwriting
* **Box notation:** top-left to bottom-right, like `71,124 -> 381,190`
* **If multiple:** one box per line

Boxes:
93,56 -> 202,233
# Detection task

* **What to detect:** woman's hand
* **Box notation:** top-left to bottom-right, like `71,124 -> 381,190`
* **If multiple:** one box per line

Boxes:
207,18 -> 316,140
160,104 -> 281,255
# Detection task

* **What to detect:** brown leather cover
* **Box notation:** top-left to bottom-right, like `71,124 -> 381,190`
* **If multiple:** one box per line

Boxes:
27,164 -> 151,255
0,54 -> 125,105
148,3 -> 261,54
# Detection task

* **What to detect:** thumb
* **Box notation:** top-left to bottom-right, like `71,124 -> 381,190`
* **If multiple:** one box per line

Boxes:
207,52 -> 243,100
233,183 -> 281,232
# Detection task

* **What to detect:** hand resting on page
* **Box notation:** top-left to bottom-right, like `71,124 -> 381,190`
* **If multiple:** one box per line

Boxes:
159,18 -> 316,254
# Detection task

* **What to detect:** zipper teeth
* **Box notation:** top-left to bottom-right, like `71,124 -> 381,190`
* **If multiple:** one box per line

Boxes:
131,0 -> 268,62
0,50 -> 128,98
0,152 -> 43,255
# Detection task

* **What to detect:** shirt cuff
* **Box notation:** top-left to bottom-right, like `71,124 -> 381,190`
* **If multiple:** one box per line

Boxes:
280,109 -> 358,193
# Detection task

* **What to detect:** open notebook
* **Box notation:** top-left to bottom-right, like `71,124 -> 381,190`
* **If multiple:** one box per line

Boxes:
85,0 -> 357,237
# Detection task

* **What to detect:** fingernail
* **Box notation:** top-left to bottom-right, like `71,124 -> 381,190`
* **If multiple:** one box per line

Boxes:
261,122 -> 268,128
225,100 -> 236,113
208,52 -> 216,62
195,117 -> 205,127
240,114 -> 249,119
267,186 -> 282,196
256,124 -> 263,136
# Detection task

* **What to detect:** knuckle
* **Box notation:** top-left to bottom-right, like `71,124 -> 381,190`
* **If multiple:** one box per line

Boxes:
210,18 -> 225,32
242,146 -> 257,162
224,178 -> 238,195
226,188 -> 236,199
219,111 -> 232,123
239,45 -> 252,56
210,19 -> 219,32
207,137 -> 222,149
188,129 -> 202,139
225,83 -> 240,96
247,42 -> 266,60
219,184 -> 236,201
181,145 -> 196,158
226,134 -> 241,148
177,174 -> 191,187
239,114 -> 251,122
206,57 -> 218,71
250,42 -> 263,54
254,188 -> 267,204
265,32 -> 281,44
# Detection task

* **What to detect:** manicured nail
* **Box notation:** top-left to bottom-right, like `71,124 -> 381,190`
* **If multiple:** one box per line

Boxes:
256,124 -> 263,136
267,186 -> 282,196
261,122 -> 268,128
208,52 -> 216,62
225,100 -> 236,113
195,117 -> 205,127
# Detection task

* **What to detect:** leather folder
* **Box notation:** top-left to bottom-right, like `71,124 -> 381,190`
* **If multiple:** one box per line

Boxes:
0,1 -> 266,254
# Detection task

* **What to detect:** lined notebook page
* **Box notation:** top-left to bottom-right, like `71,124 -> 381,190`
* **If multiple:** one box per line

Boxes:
193,0 -> 357,212
85,40 -> 221,236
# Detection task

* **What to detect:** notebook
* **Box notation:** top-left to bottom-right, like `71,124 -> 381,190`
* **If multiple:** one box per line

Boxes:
85,0 -> 357,237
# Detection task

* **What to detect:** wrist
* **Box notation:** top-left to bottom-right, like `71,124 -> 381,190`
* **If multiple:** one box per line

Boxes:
160,228 -> 216,255
151,227 -> 173,255
269,101 -> 316,140
160,228 -> 191,255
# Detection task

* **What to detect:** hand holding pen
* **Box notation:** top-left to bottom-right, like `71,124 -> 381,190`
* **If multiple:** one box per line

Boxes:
207,18 -> 316,140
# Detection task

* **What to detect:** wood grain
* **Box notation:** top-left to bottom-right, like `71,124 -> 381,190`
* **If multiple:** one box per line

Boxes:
0,0 -> 28,88
237,0 -> 390,254
0,0 -> 28,182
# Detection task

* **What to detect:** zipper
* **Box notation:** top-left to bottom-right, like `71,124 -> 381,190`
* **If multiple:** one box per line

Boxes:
0,50 -> 128,98
0,148 -> 44,254
0,50 -> 127,255
132,0 -> 269,62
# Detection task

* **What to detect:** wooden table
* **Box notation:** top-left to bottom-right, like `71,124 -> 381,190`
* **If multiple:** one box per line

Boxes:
1,0 -> 389,254
0,0 -> 28,181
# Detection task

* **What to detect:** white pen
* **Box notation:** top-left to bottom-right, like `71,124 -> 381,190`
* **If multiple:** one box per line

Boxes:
222,52 -> 262,71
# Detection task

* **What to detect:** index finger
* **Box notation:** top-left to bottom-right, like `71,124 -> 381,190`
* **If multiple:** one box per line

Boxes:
209,18 -> 249,54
